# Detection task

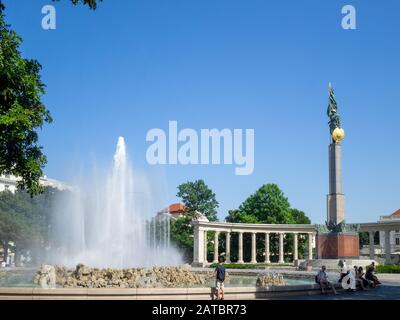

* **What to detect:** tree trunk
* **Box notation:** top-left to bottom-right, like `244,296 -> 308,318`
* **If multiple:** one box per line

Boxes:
2,240 -> 9,266
14,244 -> 20,267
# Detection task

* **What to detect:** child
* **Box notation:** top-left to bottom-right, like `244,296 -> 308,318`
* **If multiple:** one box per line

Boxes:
214,256 -> 226,300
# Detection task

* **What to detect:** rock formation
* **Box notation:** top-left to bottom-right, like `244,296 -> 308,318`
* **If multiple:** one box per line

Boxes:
34,264 -> 209,289
34,265 -> 57,289
256,273 -> 287,287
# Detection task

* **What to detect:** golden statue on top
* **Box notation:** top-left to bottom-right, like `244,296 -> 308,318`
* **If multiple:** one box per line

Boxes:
327,83 -> 345,144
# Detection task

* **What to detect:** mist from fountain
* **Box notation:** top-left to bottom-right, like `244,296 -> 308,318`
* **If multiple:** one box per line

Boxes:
49,137 -> 182,268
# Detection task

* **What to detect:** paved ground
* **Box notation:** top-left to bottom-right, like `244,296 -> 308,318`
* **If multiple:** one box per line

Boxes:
271,274 -> 400,300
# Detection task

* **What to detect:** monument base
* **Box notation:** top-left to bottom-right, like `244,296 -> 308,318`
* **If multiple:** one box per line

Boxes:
300,259 -> 375,272
317,233 -> 360,259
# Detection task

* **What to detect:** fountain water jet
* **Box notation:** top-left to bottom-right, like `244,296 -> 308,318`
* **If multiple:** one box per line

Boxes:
49,137 -> 182,268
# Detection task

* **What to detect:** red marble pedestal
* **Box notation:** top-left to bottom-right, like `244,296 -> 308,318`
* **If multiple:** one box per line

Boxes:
317,233 -> 360,259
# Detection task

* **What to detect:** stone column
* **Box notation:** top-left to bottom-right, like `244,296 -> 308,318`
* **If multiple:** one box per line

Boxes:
204,230 -> 208,263
225,232 -> 231,263
369,231 -> 375,260
213,231 -> 220,263
385,230 -> 391,264
251,232 -> 257,264
293,233 -> 299,262
278,233 -> 285,264
265,233 -> 271,264
308,233 -> 313,260
238,232 -> 244,264
327,143 -> 346,226
192,225 -> 205,266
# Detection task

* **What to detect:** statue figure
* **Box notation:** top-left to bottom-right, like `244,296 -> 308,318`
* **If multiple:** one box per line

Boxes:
327,82 -> 341,135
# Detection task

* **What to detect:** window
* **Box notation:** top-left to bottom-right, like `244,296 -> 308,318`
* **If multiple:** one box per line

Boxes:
4,185 -> 10,191
396,238 -> 400,246
4,174 -> 10,179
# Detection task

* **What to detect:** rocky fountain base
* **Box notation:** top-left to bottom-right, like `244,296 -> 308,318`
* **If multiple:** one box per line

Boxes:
34,264 -> 212,289
34,264 -> 288,290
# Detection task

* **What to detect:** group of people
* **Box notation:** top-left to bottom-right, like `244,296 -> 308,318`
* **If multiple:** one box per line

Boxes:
338,260 -> 381,291
316,260 -> 381,295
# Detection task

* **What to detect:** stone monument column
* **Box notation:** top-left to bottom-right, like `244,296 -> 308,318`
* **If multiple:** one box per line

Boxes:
265,233 -> 271,264
385,230 -> 391,264
225,232 -> 231,263
317,83 -> 360,260
213,231 -> 220,263
293,233 -> 299,261
327,143 -> 345,226
192,225 -> 205,267
251,233 -> 257,264
278,233 -> 285,264
204,230 -> 208,263
238,232 -> 244,264
308,233 -> 313,260
369,231 -> 375,260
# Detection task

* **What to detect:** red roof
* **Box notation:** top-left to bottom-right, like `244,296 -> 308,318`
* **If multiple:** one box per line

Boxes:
390,209 -> 400,218
158,203 -> 187,215
168,203 -> 186,214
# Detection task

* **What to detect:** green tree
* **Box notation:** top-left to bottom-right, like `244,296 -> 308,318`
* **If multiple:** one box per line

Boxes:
0,4 -> 52,195
170,180 -> 219,262
170,212 -> 195,262
291,208 -> 311,224
225,184 -> 311,263
0,188 -> 60,266
232,184 -> 295,224
177,180 -> 219,221
53,0 -> 102,9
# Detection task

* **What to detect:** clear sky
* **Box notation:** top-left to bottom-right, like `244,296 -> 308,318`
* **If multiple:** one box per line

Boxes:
3,0 -> 400,224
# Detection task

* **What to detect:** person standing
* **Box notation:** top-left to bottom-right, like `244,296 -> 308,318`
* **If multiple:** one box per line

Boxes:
215,256 -> 226,300
338,259 -> 349,283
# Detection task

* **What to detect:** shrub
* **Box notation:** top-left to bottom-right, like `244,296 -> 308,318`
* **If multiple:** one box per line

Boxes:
209,263 -> 290,269
376,265 -> 400,274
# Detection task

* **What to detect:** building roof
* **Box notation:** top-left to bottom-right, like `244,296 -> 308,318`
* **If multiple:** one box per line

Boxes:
390,209 -> 400,218
158,203 -> 186,215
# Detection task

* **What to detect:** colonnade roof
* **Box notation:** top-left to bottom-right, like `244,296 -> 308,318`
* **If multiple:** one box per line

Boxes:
192,221 -> 317,234
359,221 -> 400,232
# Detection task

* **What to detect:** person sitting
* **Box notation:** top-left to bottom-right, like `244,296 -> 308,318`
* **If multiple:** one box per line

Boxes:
338,259 -> 349,283
354,266 -> 368,290
358,267 -> 372,288
365,262 -> 381,286
317,266 -> 337,295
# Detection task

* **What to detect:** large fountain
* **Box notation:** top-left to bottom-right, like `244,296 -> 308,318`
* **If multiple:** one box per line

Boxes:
0,137 -> 319,297
48,137 -> 182,268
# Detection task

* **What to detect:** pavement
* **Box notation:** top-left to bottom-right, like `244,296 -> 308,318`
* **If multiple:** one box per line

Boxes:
270,274 -> 400,300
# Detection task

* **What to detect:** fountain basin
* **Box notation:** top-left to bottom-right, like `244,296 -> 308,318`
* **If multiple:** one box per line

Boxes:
0,267 -> 329,300
0,283 -> 334,300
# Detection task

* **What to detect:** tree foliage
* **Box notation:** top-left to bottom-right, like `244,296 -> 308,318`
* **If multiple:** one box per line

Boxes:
177,179 -> 219,222
0,189 -> 59,265
170,212 -> 196,263
53,0 -> 102,10
228,184 -> 295,224
170,180 -> 219,262
0,4 -> 52,195
225,184 -> 311,262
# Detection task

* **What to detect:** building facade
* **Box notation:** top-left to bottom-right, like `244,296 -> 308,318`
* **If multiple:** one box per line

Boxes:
0,174 -> 70,193
379,209 -> 400,253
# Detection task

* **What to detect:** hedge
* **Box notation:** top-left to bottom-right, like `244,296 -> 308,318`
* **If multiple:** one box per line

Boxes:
209,263 -> 291,269
376,265 -> 400,274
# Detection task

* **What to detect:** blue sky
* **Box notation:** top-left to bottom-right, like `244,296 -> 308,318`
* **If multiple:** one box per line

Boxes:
3,0 -> 400,223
